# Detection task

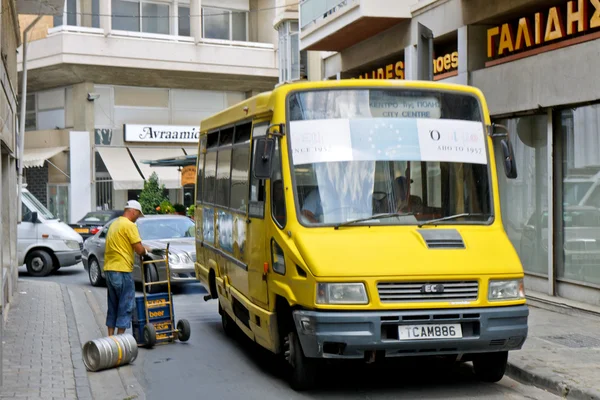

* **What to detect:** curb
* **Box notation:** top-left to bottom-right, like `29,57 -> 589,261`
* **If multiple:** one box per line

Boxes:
506,362 -> 600,400
60,284 -> 94,400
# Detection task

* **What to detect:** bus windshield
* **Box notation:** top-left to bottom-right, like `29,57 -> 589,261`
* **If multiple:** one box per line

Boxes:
287,89 -> 492,226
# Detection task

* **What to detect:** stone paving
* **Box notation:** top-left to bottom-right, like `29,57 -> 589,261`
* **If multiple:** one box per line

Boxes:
0,280 -> 90,399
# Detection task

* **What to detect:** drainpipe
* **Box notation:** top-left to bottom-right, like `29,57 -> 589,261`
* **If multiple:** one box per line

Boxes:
18,15 -> 43,223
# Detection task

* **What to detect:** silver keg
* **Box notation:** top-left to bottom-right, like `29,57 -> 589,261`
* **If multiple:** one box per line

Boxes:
82,333 -> 139,372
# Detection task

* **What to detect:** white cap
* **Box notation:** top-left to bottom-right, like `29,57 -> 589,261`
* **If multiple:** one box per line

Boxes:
125,200 -> 144,216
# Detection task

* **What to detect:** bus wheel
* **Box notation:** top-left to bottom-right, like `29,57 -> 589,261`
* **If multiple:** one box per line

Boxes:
473,351 -> 508,383
219,302 -> 236,337
284,330 -> 317,391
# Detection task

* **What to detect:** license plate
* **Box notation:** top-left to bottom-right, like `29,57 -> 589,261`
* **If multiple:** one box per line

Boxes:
74,228 -> 89,234
398,324 -> 463,340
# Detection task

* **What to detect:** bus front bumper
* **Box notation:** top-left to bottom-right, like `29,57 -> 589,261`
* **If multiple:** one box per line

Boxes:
292,305 -> 528,359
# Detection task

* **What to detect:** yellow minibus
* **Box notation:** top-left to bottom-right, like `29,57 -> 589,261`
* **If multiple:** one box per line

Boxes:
194,80 -> 527,390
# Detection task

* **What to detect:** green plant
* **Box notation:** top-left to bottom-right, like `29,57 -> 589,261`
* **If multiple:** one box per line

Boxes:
138,172 -> 168,215
159,200 -> 175,214
187,204 -> 195,217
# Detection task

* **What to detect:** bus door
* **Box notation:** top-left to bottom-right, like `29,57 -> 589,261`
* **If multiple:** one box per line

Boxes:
246,120 -> 270,308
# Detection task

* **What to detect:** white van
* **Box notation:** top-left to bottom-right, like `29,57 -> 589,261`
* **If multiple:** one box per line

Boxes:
18,188 -> 84,277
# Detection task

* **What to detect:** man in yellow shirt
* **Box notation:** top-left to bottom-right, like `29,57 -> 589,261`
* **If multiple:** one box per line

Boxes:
104,200 -> 150,336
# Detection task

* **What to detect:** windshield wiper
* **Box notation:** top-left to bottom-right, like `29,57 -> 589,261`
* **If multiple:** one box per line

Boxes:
417,213 -> 491,228
334,212 -> 416,230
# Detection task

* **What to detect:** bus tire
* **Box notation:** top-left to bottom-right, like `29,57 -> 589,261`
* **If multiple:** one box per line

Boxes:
219,302 -> 236,337
285,330 -> 317,391
473,351 -> 508,383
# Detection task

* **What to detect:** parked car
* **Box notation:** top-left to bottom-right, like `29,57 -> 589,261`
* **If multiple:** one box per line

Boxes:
82,215 -> 196,292
18,188 -> 83,277
69,210 -> 124,241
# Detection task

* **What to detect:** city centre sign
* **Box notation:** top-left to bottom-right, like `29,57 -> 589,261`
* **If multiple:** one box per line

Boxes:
123,124 -> 200,143
487,0 -> 600,65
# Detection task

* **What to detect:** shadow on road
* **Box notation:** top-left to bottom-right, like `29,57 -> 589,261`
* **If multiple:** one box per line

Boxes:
204,319 -> 508,396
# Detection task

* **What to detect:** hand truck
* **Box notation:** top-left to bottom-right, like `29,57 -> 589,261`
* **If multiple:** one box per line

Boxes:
133,243 -> 191,348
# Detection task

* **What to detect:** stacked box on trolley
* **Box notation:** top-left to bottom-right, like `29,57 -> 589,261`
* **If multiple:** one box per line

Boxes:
132,293 -> 175,345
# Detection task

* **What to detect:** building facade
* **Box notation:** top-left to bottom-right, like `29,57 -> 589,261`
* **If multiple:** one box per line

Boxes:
299,0 -> 600,306
18,0 -> 280,223
1,0 -> 21,336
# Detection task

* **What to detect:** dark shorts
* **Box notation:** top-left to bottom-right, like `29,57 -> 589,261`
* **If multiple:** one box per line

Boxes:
105,271 -> 135,329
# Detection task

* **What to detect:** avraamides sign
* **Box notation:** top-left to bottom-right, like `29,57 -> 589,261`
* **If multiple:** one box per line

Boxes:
123,124 -> 200,143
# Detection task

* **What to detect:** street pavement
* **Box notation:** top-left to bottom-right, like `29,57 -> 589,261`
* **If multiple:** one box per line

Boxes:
1,262 -> 595,399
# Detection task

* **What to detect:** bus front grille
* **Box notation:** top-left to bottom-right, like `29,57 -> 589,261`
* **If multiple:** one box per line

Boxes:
377,281 -> 479,303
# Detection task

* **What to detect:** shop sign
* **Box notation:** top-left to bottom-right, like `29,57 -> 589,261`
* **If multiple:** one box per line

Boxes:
487,0 -> 600,66
352,50 -> 457,81
181,165 -> 196,186
355,60 -> 405,80
124,124 -> 200,143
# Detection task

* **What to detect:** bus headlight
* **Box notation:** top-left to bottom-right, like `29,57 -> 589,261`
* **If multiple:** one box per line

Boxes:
316,283 -> 368,305
488,279 -> 525,301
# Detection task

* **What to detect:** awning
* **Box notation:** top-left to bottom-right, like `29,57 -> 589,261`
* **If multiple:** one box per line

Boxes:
182,147 -> 198,155
142,154 -> 197,168
128,147 -> 184,189
96,147 -> 145,190
23,146 -> 68,168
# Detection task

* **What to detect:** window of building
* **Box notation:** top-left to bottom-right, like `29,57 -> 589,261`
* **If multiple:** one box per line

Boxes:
112,0 -> 170,34
18,94 -> 36,131
278,20 -> 307,83
178,6 -> 191,36
202,7 -> 247,41
19,89 -> 67,131
494,115 -> 548,277
556,105 -> 600,287
54,0 -> 78,27
92,0 -> 100,28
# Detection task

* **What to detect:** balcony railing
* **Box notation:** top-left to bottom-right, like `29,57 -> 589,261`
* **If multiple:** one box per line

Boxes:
46,25 -> 274,49
300,0 -> 358,29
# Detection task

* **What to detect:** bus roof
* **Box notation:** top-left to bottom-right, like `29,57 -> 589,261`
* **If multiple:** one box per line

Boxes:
199,79 -> 485,133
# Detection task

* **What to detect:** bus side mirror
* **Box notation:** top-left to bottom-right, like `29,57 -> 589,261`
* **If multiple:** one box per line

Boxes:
253,137 -> 275,180
31,211 -> 39,223
500,138 -> 517,179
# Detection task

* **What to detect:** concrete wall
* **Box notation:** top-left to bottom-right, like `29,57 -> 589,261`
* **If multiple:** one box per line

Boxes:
19,15 -> 54,42
1,0 -> 20,349
472,39 -> 600,116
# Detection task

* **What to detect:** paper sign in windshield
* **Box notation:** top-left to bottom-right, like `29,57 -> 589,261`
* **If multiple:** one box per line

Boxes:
290,118 -> 486,166
417,119 -> 486,164
369,93 -> 441,119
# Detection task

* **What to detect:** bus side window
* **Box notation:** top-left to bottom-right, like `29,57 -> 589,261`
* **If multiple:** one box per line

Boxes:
249,122 -> 268,218
196,136 -> 206,204
271,139 -> 286,227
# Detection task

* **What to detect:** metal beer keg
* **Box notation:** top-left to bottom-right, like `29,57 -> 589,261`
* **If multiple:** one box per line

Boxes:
82,333 -> 139,372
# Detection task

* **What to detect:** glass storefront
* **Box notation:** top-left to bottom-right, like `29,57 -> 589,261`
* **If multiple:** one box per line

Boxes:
494,115 -> 549,276
556,105 -> 600,286
494,107 -> 600,290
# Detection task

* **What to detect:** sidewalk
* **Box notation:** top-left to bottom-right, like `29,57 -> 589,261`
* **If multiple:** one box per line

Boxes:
506,293 -> 600,400
0,280 -> 145,400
